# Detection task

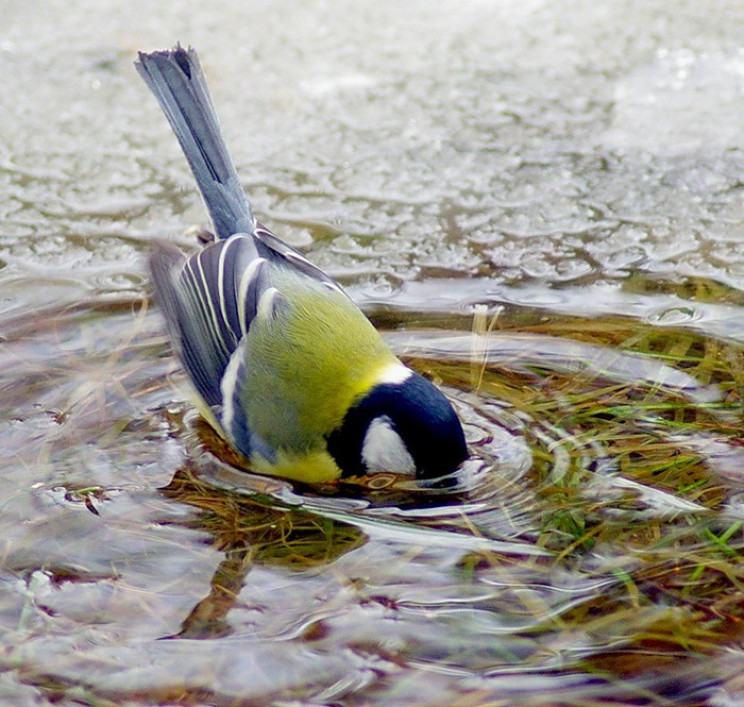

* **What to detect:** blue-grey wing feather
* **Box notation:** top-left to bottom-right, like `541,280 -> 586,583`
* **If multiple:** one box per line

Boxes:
150,234 -> 274,409
150,242 -> 226,406
254,222 -> 346,295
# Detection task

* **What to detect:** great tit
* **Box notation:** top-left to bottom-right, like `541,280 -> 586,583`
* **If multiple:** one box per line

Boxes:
136,46 -> 468,484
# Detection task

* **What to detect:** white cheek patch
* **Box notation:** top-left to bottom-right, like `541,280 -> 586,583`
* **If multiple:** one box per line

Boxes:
362,416 -> 416,475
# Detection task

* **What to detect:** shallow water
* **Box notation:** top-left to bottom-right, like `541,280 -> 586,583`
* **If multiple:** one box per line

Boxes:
4,1 -> 744,704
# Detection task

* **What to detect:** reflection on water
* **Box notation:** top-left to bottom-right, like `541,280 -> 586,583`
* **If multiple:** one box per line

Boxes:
4,0 -> 744,702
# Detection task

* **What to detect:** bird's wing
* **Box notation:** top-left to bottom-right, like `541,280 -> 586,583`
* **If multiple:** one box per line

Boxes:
150,214 -> 354,417
253,221 -> 346,296
149,234 -> 270,407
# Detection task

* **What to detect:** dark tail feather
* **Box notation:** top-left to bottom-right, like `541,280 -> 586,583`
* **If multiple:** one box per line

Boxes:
136,45 -> 254,239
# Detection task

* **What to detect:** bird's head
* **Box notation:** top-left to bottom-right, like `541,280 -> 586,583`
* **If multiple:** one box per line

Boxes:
327,368 -> 467,480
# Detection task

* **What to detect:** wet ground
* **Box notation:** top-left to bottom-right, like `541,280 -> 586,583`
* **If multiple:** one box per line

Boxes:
3,1 -> 744,704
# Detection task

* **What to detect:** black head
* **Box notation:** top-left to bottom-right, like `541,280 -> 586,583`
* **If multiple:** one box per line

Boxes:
327,370 -> 468,480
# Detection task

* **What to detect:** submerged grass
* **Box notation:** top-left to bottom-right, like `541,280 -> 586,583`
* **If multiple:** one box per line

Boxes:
427,311 -> 744,687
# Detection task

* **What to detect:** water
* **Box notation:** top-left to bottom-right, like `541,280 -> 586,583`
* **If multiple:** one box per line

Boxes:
3,0 -> 744,704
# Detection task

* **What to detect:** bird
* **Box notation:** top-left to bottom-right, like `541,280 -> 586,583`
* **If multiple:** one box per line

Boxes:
136,45 -> 467,484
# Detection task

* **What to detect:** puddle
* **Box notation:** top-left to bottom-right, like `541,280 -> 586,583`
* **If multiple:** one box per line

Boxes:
3,0 -> 744,703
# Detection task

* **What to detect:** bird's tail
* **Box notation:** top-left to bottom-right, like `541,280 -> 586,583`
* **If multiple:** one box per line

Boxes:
136,46 -> 254,239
